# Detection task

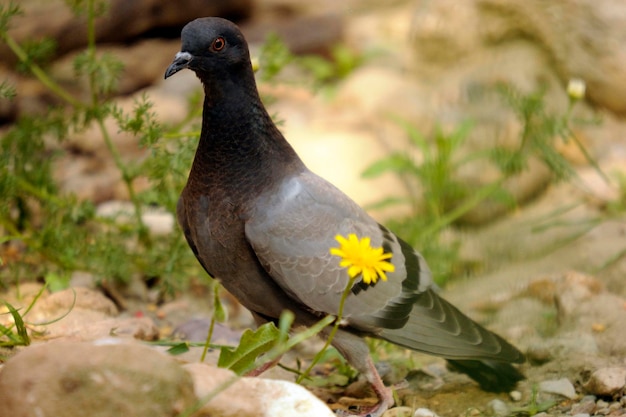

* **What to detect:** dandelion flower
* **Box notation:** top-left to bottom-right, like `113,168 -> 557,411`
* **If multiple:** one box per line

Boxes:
330,233 -> 395,284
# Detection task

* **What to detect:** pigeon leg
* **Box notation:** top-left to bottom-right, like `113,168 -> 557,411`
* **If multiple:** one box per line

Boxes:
330,330 -> 394,417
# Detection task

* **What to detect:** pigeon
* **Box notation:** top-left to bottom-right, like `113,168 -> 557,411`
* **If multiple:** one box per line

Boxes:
165,17 -> 524,417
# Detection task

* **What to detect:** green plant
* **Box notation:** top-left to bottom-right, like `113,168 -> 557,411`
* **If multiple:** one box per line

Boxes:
363,83 -> 607,285
363,120 -> 499,283
0,286 -> 75,352
258,32 -> 364,88
0,0 -> 201,294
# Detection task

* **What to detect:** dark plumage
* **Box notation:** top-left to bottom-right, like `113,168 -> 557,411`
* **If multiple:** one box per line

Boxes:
165,17 -> 524,417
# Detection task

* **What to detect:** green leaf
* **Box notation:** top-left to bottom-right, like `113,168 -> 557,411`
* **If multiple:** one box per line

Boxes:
361,154 -> 415,178
167,342 -> 191,355
44,271 -> 70,292
0,80 -> 16,99
4,301 -> 29,346
0,2 -> 22,35
217,322 -> 281,375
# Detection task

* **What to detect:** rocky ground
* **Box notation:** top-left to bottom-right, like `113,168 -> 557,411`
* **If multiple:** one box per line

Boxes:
1,0 -> 626,416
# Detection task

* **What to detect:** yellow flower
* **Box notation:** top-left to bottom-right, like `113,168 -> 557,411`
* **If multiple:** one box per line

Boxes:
330,233 -> 395,285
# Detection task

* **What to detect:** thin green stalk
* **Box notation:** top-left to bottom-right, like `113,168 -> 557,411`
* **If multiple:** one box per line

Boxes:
420,179 -> 506,239
84,0 -> 149,244
564,100 -> 610,184
296,276 -> 357,384
1,34 -> 83,108
95,116 -> 149,242
200,280 -> 221,363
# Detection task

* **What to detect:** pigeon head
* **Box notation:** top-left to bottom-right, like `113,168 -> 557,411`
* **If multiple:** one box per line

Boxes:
164,17 -> 251,81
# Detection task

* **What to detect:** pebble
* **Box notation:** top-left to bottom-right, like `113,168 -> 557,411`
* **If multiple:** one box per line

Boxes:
572,413 -> 590,417
413,408 -> 440,417
382,406 -> 413,417
583,367 -> 626,396
487,399 -> 509,417
539,377 -> 578,399
95,201 -> 175,236
509,390 -> 522,401
570,400 -> 596,415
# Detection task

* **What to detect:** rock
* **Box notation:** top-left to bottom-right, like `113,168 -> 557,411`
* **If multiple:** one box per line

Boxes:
44,314 -> 159,342
487,399 -> 510,417
583,367 -> 626,396
243,14 -> 344,56
51,39 -> 181,96
1,0 -> 254,65
539,378 -> 578,399
0,340 -> 196,417
509,390 -> 522,401
553,271 -> 604,319
96,201 -> 175,236
35,286 -> 118,317
173,319 -> 242,345
570,399 -> 596,415
411,0 -> 626,117
382,406 -> 414,417
22,286 -> 159,342
595,399 -> 610,415
184,363 -> 335,417
413,408 -> 440,417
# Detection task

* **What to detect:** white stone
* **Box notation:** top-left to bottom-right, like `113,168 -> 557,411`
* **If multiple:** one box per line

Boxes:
184,363 -> 335,417
539,377 -> 577,399
413,407 -> 440,417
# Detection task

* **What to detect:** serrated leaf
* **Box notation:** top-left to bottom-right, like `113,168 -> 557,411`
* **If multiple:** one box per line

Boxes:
217,322 -> 281,375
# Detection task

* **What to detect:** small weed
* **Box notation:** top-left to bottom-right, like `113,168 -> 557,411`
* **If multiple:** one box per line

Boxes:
258,32 -> 364,88
363,82 -> 609,285
0,0 -> 201,293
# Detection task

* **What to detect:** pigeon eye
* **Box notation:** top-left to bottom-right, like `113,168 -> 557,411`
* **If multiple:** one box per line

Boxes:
211,37 -> 226,52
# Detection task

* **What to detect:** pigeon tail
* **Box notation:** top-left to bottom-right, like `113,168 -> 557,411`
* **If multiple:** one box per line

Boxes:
447,359 -> 525,392
378,290 -> 524,360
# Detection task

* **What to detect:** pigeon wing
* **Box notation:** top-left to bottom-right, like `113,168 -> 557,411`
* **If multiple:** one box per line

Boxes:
245,170 -> 433,331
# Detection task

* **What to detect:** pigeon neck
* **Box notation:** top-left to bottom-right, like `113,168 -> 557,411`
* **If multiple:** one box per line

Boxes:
188,71 -> 304,194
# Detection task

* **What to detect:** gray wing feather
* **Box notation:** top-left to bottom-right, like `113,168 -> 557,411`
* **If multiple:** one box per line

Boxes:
245,171 -> 432,329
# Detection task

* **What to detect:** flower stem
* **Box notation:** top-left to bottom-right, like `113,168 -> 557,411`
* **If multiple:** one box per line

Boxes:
296,275 -> 357,384
200,280 -> 221,363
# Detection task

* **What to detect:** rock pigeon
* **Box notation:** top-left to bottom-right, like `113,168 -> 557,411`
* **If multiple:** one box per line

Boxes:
165,17 -> 524,417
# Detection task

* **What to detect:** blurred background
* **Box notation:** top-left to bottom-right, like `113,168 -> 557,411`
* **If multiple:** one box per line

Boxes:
3,0 -> 625,285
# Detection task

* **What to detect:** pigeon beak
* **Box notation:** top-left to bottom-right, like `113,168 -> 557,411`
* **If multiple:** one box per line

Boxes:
164,51 -> 193,79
